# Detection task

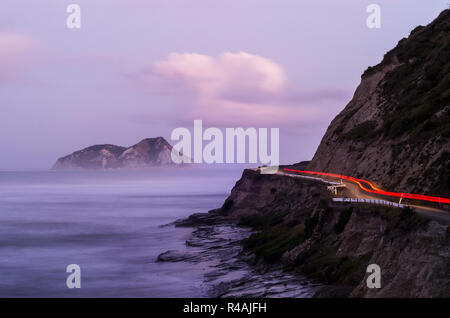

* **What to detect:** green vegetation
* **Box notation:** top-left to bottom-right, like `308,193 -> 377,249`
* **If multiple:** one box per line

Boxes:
237,197 -> 431,285
238,212 -> 284,229
333,107 -> 359,136
425,151 -> 450,197
240,212 -> 320,263
242,225 -> 305,263
379,206 -> 429,232
381,10 -> 450,145
304,213 -> 319,238
299,243 -> 373,285
339,121 -> 378,142
335,252 -> 374,284
334,207 -> 353,234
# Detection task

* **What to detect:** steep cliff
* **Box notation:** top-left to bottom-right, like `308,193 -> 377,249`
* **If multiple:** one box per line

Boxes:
199,10 -> 450,298
215,169 -> 450,297
309,9 -> 450,197
52,137 -> 176,169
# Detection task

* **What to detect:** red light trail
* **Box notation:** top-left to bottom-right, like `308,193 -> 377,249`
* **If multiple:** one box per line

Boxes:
283,168 -> 450,204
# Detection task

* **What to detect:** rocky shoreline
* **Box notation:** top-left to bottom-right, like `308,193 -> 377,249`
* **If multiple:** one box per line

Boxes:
158,9 -> 450,298
161,168 -> 450,298
157,212 -> 322,298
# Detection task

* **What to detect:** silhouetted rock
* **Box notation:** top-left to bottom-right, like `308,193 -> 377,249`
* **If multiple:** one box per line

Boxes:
52,136 -> 182,170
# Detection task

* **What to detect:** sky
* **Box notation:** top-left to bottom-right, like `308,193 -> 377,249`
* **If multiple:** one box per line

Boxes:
0,0 -> 449,169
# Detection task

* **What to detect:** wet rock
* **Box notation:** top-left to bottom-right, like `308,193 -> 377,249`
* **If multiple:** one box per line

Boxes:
159,222 -> 321,297
157,250 -> 198,262
174,212 -> 226,227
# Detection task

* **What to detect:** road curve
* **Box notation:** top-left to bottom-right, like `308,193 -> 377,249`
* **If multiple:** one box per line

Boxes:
283,168 -> 450,204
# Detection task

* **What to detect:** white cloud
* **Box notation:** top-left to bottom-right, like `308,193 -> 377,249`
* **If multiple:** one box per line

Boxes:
150,51 -> 306,125
131,51 -> 349,127
154,51 -> 287,97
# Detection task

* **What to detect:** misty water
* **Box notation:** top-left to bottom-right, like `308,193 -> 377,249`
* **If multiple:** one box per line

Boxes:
0,167 -> 318,297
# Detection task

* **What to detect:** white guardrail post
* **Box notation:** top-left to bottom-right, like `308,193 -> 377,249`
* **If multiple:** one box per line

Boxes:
332,197 -> 406,208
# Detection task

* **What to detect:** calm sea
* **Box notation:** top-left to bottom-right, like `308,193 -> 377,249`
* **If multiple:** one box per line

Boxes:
0,166 -> 246,297
0,166 -> 318,297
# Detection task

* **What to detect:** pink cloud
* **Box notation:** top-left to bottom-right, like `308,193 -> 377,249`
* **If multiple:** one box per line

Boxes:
151,52 -> 300,125
132,51 -> 349,127
154,52 -> 288,97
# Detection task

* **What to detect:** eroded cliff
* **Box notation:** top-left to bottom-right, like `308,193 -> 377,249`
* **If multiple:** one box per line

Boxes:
309,9 -> 450,197
217,169 -> 450,297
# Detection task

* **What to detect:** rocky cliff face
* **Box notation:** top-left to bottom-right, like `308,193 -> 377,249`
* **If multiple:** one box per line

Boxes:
216,169 -> 450,297
309,9 -> 450,197
201,10 -> 450,297
52,137 -> 176,170
52,144 -> 126,170
117,137 -> 174,168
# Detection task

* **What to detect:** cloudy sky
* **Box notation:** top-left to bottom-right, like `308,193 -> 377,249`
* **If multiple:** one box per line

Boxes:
0,0 -> 448,169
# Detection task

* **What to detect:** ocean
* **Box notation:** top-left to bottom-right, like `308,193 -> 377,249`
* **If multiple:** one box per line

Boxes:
0,166 -> 318,297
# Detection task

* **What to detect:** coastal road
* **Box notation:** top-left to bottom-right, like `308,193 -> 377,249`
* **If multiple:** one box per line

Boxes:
280,168 -> 450,225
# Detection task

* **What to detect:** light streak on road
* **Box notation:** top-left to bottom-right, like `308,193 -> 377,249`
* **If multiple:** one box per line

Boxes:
283,169 -> 450,204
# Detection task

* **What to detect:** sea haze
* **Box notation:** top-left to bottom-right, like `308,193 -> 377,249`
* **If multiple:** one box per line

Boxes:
0,166 -> 317,297
0,167 -> 243,297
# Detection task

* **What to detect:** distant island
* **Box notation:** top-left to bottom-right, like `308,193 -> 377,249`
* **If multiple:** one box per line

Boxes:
52,137 -> 181,170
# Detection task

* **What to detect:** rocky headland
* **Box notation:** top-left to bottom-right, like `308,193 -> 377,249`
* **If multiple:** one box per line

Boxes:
182,168 -> 449,297
309,9 -> 450,197
160,10 -> 450,298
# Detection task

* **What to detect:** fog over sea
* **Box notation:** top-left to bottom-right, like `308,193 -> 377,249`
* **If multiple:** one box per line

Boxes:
0,166 -> 317,297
